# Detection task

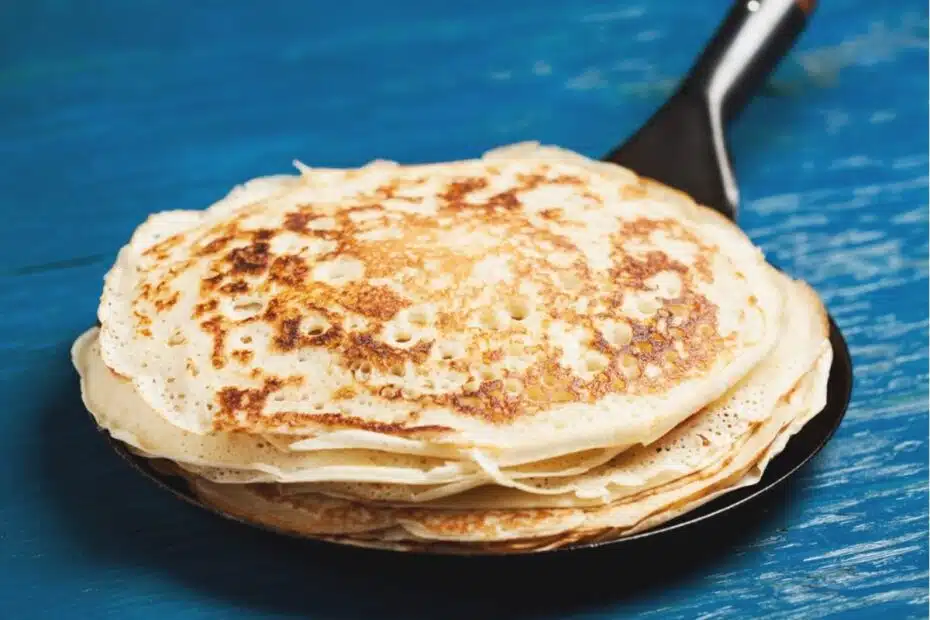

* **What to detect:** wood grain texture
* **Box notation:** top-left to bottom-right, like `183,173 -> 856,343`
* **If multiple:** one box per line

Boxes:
0,0 -> 926,618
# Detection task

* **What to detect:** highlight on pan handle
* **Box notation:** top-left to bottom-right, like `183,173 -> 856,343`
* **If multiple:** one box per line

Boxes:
683,0 -> 816,123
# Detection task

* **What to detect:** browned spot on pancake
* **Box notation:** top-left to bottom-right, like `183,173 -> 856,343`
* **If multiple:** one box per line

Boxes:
226,241 -> 271,275
445,379 -> 524,422
213,376 -> 303,431
516,173 -> 546,190
342,332 -> 432,372
337,283 -> 409,320
439,177 -> 488,203
586,329 -> 612,355
192,299 -> 218,318
614,217 -> 716,284
262,297 -> 284,322
283,212 -> 314,233
231,349 -> 254,364
483,349 -> 504,363
273,316 -> 301,351
200,273 -> 225,293
263,412 -> 451,436
214,380 -> 280,430
374,183 -> 398,199
139,280 -> 182,312
609,251 -> 688,294
219,280 -> 250,295
488,190 -> 521,210
164,259 -> 196,280
692,256 -> 713,282
540,208 -> 563,221
200,316 -> 227,369
372,179 -> 425,203
154,290 -> 180,311
269,255 -> 309,287
197,235 -> 233,256
143,233 -> 186,259
263,294 -> 344,352
333,386 -> 357,399
307,320 -> 344,347
214,376 -> 450,435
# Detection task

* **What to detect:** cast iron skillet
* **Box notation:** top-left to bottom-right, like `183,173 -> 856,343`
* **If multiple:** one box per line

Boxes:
95,0 -> 853,554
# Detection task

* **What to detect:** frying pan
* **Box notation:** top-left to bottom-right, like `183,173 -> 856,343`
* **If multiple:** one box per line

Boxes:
94,0 -> 853,554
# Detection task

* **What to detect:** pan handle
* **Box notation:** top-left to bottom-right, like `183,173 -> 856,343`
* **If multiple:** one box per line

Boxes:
681,0 -> 816,123
604,0 -> 816,220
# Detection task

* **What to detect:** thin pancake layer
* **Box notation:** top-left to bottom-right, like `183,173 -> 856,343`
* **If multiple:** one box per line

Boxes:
185,347 -> 830,550
74,329 -> 474,485
96,145 -> 781,466
75,328 -> 631,485
266,275 -> 827,507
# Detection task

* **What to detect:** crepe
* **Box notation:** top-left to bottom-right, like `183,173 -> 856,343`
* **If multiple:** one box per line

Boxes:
72,142 -> 836,552
183,346 -> 830,550
340,350 -> 832,553
75,268 -> 825,502
95,144 -> 781,472
270,273 -> 829,508
75,328 -> 631,485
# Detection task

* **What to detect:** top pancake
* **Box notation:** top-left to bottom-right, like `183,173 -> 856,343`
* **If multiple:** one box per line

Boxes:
96,144 -> 781,457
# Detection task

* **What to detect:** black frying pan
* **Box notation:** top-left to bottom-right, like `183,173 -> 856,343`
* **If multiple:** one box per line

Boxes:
95,0 -> 852,555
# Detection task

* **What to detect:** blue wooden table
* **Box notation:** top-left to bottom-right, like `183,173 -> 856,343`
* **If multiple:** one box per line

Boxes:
1,1 -> 927,618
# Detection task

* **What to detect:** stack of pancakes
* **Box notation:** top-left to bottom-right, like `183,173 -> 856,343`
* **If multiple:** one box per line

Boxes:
73,143 -> 832,553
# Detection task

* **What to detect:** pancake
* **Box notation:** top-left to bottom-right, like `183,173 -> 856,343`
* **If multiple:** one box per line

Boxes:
75,328 -> 632,485
74,329 -> 479,484
95,144 -> 782,469
184,347 -> 830,549
73,142 -> 838,550
271,274 -> 828,508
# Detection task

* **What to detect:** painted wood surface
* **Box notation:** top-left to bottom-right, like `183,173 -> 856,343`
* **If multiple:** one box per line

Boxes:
0,1 -> 926,618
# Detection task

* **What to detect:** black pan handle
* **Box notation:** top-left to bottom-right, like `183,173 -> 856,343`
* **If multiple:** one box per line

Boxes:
682,0 -> 816,123
604,0 -> 816,220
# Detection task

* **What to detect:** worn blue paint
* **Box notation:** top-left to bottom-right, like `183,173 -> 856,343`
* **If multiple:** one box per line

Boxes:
0,1 -> 926,618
